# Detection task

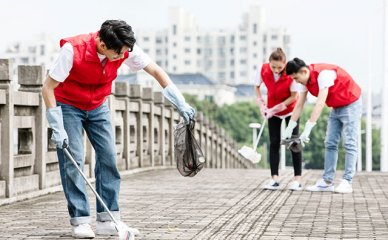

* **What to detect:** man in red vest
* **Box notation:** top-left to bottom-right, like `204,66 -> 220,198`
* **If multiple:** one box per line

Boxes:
284,58 -> 362,194
42,20 -> 195,238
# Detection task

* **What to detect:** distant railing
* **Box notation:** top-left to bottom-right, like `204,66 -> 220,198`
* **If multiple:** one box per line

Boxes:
0,59 -> 255,200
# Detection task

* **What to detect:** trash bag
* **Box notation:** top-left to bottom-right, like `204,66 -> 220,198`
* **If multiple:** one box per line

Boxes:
173,120 -> 205,177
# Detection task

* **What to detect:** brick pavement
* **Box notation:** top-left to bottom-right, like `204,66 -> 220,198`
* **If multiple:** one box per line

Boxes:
0,169 -> 387,240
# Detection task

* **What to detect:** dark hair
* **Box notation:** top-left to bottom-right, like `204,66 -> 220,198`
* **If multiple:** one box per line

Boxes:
286,57 -> 308,75
269,48 -> 286,62
99,20 -> 136,53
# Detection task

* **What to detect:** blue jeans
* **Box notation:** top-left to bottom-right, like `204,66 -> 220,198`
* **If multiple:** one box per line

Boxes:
323,98 -> 362,183
56,101 -> 121,226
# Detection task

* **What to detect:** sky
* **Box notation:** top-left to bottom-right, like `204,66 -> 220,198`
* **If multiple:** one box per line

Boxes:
0,0 -> 385,91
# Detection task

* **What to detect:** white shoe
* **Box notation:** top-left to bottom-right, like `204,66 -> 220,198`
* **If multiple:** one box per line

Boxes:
334,179 -> 353,193
288,180 -> 302,191
72,223 -> 95,239
305,179 -> 334,192
96,220 -> 140,236
262,179 -> 281,190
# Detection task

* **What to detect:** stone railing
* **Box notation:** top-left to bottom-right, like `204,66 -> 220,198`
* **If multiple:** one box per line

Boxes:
0,59 -> 255,200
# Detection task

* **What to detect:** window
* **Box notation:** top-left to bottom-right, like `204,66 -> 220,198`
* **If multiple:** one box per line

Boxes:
172,25 -> 177,35
253,41 -> 257,46
184,48 -> 191,53
240,35 -> 247,41
240,47 -> 247,53
197,49 -> 201,54
230,72 -> 235,78
230,60 -> 235,66
230,35 -> 235,43
156,49 -> 162,55
184,60 -> 191,65
240,59 -> 247,64
173,54 -> 177,59
143,37 -> 150,42
271,35 -> 278,40
40,45 -> 45,56
156,38 -> 162,44
218,36 -> 226,44
253,23 -> 257,34
173,42 -> 177,47
185,36 -> 191,41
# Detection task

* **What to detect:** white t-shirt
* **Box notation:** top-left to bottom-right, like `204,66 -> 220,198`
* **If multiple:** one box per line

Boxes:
298,70 -> 336,92
253,65 -> 304,92
49,42 -> 151,82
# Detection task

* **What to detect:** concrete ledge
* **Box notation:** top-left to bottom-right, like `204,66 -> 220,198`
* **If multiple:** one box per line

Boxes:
0,181 -> 5,198
14,174 -> 39,195
0,166 -> 173,206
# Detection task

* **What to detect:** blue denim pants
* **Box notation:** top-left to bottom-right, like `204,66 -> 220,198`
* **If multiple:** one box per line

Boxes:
323,98 -> 362,183
56,101 -> 120,226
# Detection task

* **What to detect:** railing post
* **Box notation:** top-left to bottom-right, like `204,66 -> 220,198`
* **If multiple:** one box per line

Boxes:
18,65 -> 46,189
0,59 -> 15,197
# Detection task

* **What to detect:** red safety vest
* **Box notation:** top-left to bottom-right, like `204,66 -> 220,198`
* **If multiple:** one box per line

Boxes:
306,64 -> 361,108
261,63 -> 297,116
54,31 -> 129,110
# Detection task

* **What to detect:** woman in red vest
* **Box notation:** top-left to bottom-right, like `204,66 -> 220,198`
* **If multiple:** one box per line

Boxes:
285,58 -> 362,194
254,48 -> 303,191
42,20 -> 195,238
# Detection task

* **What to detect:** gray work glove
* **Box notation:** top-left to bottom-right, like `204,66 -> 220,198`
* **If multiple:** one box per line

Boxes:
46,106 -> 68,148
162,83 -> 196,124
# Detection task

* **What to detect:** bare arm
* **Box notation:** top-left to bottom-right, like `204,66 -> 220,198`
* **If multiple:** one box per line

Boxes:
309,88 -> 329,122
143,61 -> 171,88
42,76 -> 60,109
283,91 -> 298,106
290,91 -> 308,121
255,85 -> 264,98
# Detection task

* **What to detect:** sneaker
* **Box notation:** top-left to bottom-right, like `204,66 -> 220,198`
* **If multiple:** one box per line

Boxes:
96,220 -> 140,236
305,179 -> 334,192
334,179 -> 353,193
288,180 -> 302,191
72,223 -> 95,239
263,179 -> 281,190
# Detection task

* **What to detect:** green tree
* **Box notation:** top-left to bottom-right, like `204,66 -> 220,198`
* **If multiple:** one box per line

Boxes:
185,94 -> 381,170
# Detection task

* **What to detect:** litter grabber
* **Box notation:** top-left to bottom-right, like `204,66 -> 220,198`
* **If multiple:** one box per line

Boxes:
280,136 -> 303,153
63,144 -> 138,240
238,119 -> 266,163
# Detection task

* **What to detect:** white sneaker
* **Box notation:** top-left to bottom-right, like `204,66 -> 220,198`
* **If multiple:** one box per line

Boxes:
305,179 -> 334,192
72,223 -> 95,239
334,179 -> 353,193
96,220 -> 140,236
262,179 -> 281,190
288,180 -> 302,191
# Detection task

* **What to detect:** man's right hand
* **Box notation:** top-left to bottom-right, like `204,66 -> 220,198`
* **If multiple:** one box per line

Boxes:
283,120 -> 297,139
256,96 -> 267,119
46,106 -> 68,148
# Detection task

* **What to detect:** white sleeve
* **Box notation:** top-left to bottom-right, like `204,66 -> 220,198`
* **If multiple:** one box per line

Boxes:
290,80 -> 306,92
48,42 -> 73,82
123,44 -> 152,72
253,66 -> 262,86
317,70 -> 336,89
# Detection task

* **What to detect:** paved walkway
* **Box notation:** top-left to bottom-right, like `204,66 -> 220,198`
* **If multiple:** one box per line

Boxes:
0,169 -> 387,239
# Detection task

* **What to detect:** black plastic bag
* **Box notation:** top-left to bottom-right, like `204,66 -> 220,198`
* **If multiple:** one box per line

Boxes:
173,120 -> 205,177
